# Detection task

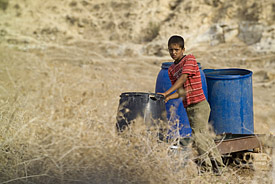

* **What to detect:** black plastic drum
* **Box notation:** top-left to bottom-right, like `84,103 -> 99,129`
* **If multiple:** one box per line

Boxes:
116,92 -> 167,138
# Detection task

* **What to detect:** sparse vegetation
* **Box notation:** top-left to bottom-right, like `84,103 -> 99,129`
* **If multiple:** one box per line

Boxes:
142,22 -> 160,43
0,45 -> 273,184
0,0 -> 8,11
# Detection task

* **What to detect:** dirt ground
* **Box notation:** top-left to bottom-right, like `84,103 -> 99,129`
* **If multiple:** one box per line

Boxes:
0,39 -> 274,183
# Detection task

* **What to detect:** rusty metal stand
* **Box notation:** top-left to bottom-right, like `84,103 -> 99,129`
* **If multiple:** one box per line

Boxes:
215,133 -> 273,171
215,134 -> 261,154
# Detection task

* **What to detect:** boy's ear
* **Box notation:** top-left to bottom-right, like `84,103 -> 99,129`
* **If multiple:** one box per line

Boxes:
183,48 -> 185,51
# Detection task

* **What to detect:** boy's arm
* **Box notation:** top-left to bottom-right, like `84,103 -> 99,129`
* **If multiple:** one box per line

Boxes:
163,74 -> 188,98
164,87 -> 186,102
165,92 -> 179,102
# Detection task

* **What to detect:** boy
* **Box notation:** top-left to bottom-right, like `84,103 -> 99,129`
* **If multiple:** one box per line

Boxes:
159,35 -> 224,174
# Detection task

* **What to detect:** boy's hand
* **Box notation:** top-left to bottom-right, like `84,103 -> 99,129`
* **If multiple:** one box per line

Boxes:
157,92 -> 167,98
157,92 -> 169,103
164,96 -> 170,103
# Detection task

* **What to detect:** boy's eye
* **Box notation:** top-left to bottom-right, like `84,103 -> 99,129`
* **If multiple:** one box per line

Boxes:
169,49 -> 180,52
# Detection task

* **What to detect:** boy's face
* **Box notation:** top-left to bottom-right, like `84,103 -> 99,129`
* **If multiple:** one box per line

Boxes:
168,43 -> 185,62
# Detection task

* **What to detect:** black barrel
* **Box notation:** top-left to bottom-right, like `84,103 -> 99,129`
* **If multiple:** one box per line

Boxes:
116,92 -> 167,137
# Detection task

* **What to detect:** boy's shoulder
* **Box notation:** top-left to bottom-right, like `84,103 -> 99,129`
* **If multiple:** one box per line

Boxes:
185,54 -> 196,60
182,54 -> 196,64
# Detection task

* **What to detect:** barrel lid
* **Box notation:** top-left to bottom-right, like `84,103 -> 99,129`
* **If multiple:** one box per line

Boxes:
161,62 -> 173,69
203,68 -> 253,80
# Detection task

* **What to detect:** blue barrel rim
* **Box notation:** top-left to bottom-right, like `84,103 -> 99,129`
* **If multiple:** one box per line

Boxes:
197,62 -> 202,69
161,62 -> 173,69
203,68 -> 253,80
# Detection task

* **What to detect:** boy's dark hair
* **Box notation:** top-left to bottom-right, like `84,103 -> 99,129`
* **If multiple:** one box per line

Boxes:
168,35 -> 184,49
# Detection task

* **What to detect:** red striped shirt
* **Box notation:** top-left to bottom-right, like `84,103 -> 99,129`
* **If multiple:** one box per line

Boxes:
168,54 -> 206,108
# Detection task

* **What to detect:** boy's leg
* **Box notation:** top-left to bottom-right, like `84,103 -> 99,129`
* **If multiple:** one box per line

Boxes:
186,100 -> 224,169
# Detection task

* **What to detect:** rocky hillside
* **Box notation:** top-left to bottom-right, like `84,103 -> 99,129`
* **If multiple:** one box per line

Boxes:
0,0 -> 274,56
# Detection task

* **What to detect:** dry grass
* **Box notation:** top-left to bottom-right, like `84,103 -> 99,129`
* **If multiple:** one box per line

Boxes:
0,0 -> 274,183
0,45 -> 273,184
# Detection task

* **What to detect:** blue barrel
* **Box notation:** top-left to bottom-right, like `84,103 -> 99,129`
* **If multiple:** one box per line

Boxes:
203,69 -> 254,135
155,62 -> 208,137
198,62 -> 208,100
